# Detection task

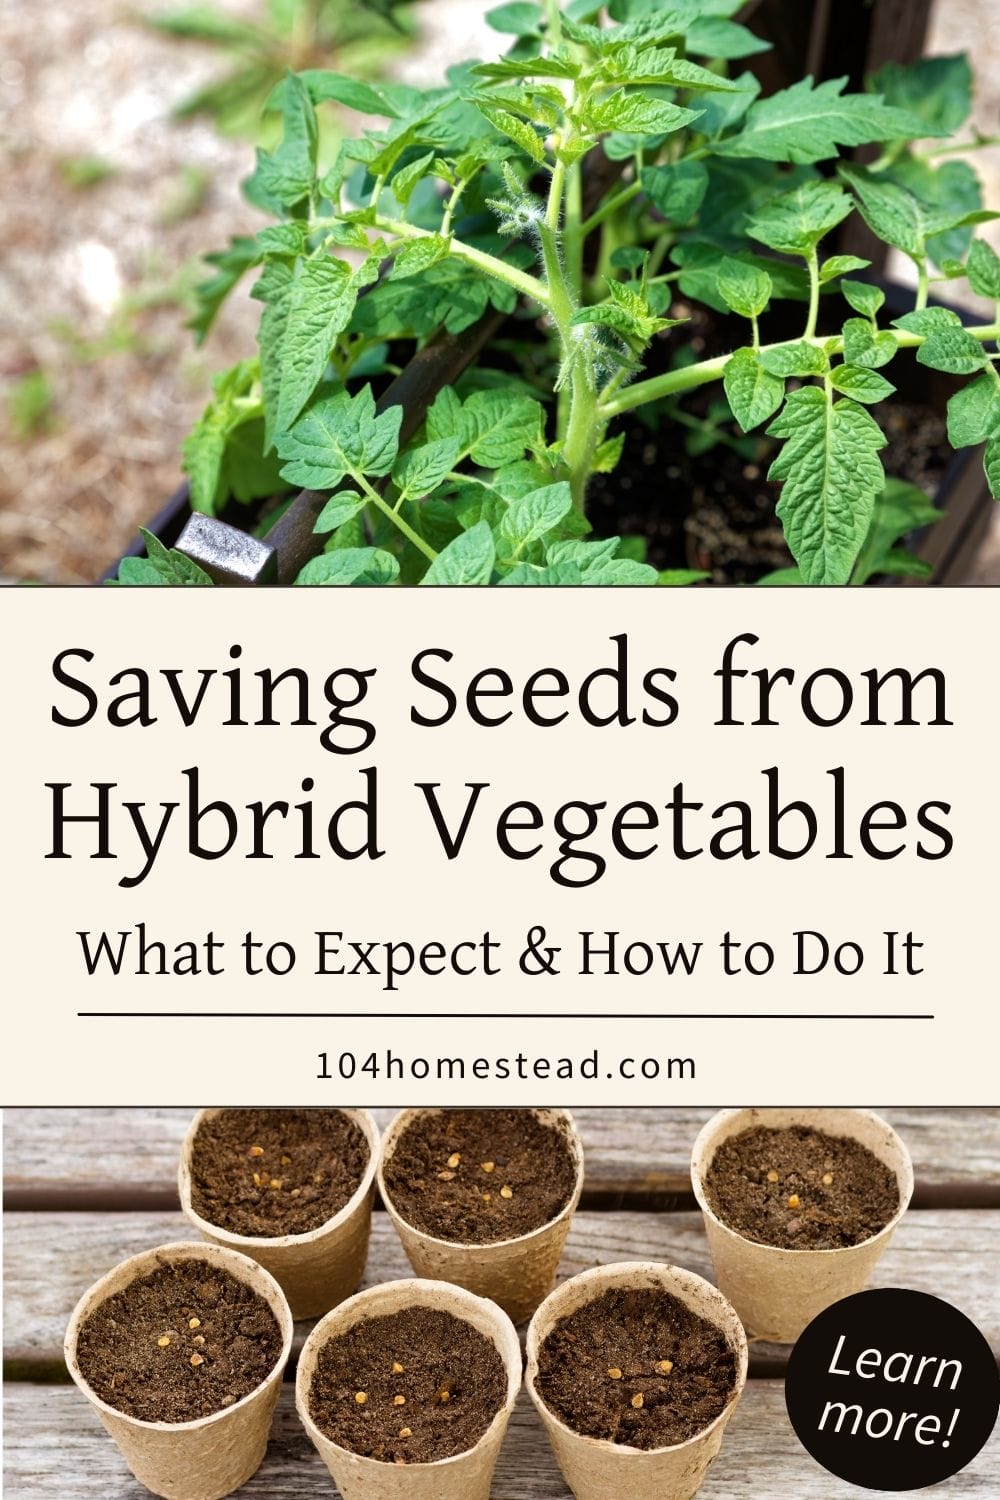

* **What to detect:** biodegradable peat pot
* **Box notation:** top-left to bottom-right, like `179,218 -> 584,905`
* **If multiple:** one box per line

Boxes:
179,1107 -> 381,1319
296,1277 -> 522,1500
526,1261 -> 748,1500
377,1107 -> 585,1324
64,1240 -> 293,1500
691,1107 -> 914,1344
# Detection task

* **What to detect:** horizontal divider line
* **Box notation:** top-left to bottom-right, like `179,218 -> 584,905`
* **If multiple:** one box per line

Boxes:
76,1012 -> 937,1021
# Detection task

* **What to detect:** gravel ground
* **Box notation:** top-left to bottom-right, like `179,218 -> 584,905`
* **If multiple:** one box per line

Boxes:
1,0 -> 999,583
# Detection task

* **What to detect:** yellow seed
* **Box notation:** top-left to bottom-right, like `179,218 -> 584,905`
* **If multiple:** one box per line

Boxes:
252,1172 -> 264,1188
281,1155 -> 291,1166
787,1194 -> 801,1210
157,1336 -> 171,1348
608,1367 -> 623,1380
392,1362 -> 405,1375
482,1192 -> 492,1202
394,1396 -> 406,1407
270,1177 -> 283,1190
355,1392 -> 368,1405
193,1335 -> 206,1346
481,1161 -> 495,1173
766,1170 -> 779,1183
248,1145 -> 264,1157
190,1354 -> 204,1367
657,1360 -> 674,1374
447,1153 -> 462,1169
399,1427 -> 412,1439
437,1170 -> 456,1182
822,1173 -> 834,1186
631,1393 -> 644,1409
500,1185 -> 513,1200
189,1318 -> 201,1330
291,1188 -> 301,1197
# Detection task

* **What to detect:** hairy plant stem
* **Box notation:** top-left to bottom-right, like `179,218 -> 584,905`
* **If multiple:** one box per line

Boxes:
599,322 -> 1000,420
373,214 -> 551,307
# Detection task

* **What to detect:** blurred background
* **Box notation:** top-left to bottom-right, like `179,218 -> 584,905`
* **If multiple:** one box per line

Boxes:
2,0 -> 999,583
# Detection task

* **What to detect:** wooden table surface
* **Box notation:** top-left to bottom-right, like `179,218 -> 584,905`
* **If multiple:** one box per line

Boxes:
4,1107 -> 999,1496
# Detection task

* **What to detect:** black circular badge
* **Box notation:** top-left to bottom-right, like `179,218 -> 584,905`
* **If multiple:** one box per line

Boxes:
785,1288 -> 1000,1491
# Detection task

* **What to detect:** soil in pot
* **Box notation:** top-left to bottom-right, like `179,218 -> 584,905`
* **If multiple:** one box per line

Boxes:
188,1107 -> 369,1237
535,1287 -> 738,1450
307,1306 -> 507,1463
382,1108 -> 578,1243
74,1259 -> 283,1423
703,1124 -> 901,1251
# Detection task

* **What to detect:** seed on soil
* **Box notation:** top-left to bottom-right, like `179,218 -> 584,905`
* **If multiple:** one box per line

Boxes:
193,1335 -> 206,1346
823,1173 -> 834,1186
607,1367 -> 623,1380
355,1391 -> 368,1405
252,1172 -> 264,1187
398,1426 -> 412,1438
188,1318 -> 201,1330
766,1170 -> 779,1183
436,1380 -> 455,1404
392,1362 -> 405,1374
500,1185 -> 513,1199
249,1146 -> 264,1158
482,1192 -> 492,1202
269,1178 -> 283,1190
631,1393 -> 644,1409
657,1360 -> 674,1374
157,1335 -> 171,1347
787,1194 -> 801,1209
281,1156 -> 291,1166
190,1354 -> 205,1367
393,1395 -> 406,1406
438,1170 -> 456,1182
482,1161 -> 495,1173
447,1153 -> 462,1169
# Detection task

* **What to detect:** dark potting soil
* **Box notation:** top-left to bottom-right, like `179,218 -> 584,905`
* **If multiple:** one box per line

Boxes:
189,1108 -> 369,1237
382,1109 -> 578,1244
75,1260 -> 282,1422
308,1306 -> 507,1463
535,1287 -> 738,1450
704,1125 -> 901,1250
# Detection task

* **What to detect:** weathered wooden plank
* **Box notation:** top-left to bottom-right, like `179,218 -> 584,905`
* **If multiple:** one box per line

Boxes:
4,1381 -> 998,1498
5,1109 -> 999,1207
6,1208 -> 999,1375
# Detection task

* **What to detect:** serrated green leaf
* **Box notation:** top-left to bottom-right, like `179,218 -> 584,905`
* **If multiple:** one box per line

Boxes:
755,567 -> 806,586
117,556 -> 166,586
586,94 -> 700,138
985,433 -> 1000,499
252,257 -> 295,453
313,491 -> 367,534
687,16 -> 770,59
842,319 -> 898,370
140,529 -> 214,586
592,433 -> 626,473
545,538 -> 658,585
421,521 -> 496,584
967,239 -> 1000,301
870,54 -> 973,137
768,387 -> 887,584
249,72 -> 318,208
390,234 -> 451,279
658,568 -> 713,586
393,437 -> 460,500
277,387 -> 402,490
295,548 -> 400,585
892,307 -> 960,334
189,236 -> 261,344
760,341 -> 828,378
268,71 -> 403,118
499,561 -> 584,585
747,179 -> 853,256
917,325 -> 989,375
717,261 -> 772,319
390,151 -> 436,206
474,56 -> 579,80
500,481 -> 573,551
819,255 -> 872,285
947,373 -> 1000,449
829,364 -> 895,405
839,166 -> 928,259
426,388 -> 543,468
851,477 -> 943,584
485,1 -> 543,36
641,160 -> 709,225
717,76 -> 938,166
724,347 -> 785,431
841,280 -> 885,318
276,256 -> 357,433
475,102 -> 546,162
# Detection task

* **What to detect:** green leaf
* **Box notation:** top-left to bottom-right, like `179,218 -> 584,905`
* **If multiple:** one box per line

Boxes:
485,2 -> 544,36
842,319 -> 898,370
252,257 -> 295,453
755,567 -> 806,586
967,239 -> 1000,301
747,179 -> 853,256
474,56 -> 580,81
819,255 -> 872,285
189,236 -> 261,344
767,387 -> 887,585
917,325 -> 989,376
687,16 -> 771,59
870,54 -> 973,137
850,478 -> 942,584
641,160 -> 709,225
892,307 -> 960,334
277,387 -> 402,490
947,373 -> 1000,448
839,166 -> 928,259
139,529 -> 213,586
659,568 -> 713,586
986,433 -> 1000,499
393,438 -> 461,500
724,347 -> 785,432
841,280 -> 885,318
269,71 -> 403,118
276,256 -> 358,433
592,433 -> 626,473
249,72 -> 318,207
421,521 -> 496,584
474,102 -> 545,162
390,234 -> 452,279
500,481 -> 573,551
829,365 -> 896,405
585,94 -> 700,138
499,561 -> 584,585
545,538 -> 658,585
295,548 -> 400,585
390,151 -> 436,206
313,491 -> 367,534
760,341 -> 828,378
717,262 -> 772,319
117,556 -> 166,586
426,388 -> 544,468
718,76 -> 938,166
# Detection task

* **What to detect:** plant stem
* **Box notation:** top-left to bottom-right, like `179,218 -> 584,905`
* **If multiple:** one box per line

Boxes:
373,215 -> 552,307
358,474 -> 438,563
600,322 -> 1000,419
915,257 -> 930,311
544,0 -> 562,47
580,179 -> 643,237
804,249 -> 821,340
